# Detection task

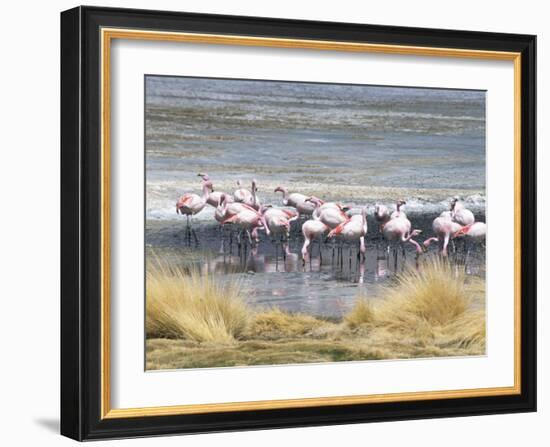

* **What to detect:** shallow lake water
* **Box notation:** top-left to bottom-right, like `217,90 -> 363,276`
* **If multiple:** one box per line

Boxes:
147,212 -> 486,318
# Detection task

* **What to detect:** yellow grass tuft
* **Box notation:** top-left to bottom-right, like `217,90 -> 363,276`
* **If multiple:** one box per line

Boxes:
146,260 -> 250,343
375,259 -> 471,331
344,297 -> 375,329
247,308 -> 327,340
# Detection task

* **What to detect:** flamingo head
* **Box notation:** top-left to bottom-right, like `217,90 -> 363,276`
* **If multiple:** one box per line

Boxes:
274,185 -> 285,194
203,180 -> 214,191
236,179 -> 243,187
409,229 -> 422,238
396,200 -> 406,209
197,172 -> 209,181
252,178 -> 258,192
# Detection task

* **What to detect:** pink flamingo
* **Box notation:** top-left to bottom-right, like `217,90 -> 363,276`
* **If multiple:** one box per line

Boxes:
221,198 -> 270,245
274,186 -> 315,216
198,173 -> 233,208
262,206 -> 298,239
374,203 -> 391,232
423,215 -> 463,257
233,180 -> 254,205
382,216 -> 423,266
216,193 -> 260,252
453,222 -> 487,264
176,180 -> 212,242
328,206 -> 368,261
301,219 -> 329,264
250,179 -> 261,210
306,196 -> 350,219
450,197 -> 475,226
454,222 -> 487,241
306,196 -> 348,229
390,200 -> 407,220
261,206 -> 298,260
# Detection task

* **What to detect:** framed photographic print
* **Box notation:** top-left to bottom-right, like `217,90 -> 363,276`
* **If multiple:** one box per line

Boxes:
60,6 -> 536,441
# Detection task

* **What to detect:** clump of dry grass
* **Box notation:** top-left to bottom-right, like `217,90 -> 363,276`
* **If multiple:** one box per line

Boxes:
344,259 -> 485,352
375,259 -> 471,330
344,296 -> 375,329
146,260 -> 250,343
247,308 -> 328,340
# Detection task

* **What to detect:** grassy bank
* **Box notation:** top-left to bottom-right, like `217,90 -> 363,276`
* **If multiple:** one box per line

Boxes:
146,258 -> 485,370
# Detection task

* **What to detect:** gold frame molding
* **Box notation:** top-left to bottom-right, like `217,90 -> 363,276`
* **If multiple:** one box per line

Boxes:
100,27 -> 522,420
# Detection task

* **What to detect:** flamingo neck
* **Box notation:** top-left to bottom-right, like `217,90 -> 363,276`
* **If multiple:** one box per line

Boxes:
202,184 -> 210,200
276,187 -> 288,204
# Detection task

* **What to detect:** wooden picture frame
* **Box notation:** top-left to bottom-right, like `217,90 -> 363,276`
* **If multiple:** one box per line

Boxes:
61,5 -> 536,441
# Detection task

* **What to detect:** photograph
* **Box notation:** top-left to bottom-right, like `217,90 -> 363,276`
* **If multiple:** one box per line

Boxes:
144,75 -> 488,370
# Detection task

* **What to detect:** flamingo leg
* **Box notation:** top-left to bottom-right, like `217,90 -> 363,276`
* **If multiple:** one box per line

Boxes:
301,237 -> 310,266
442,233 -> 450,257
359,236 -> 366,262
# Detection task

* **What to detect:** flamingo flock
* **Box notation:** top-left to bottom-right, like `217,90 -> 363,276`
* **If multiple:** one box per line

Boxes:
175,175 -> 486,267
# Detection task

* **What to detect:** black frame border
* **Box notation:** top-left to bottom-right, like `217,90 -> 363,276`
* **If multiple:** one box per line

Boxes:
61,6 -> 536,441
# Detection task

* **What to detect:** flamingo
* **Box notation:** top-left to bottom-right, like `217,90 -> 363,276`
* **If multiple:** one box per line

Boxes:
176,180 -> 212,242
262,206 -> 299,230
250,179 -> 261,210
233,180 -> 254,205
198,173 -> 233,208
274,186 -> 315,216
328,205 -> 368,261
453,222 -> 487,264
450,196 -> 465,212
301,219 -> 329,264
306,196 -> 349,219
390,200 -> 407,220
216,194 -> 266,251
221,197 -> 270,246
306,197 -> 350,264
423,215 -> 463,257
306,196 -> 348,229
454,222 -> 487,241
374,203 -> 391,232
450,197 -> 475,226
261,206 -> 297,260
382,216 -> 423,267
452,207 -> 475,226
